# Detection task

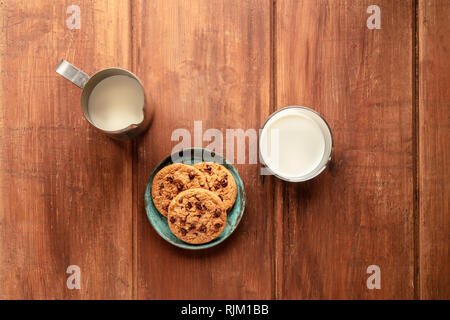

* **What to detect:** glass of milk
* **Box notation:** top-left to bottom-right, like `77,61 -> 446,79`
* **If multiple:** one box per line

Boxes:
56,59 -> 152,140
259,106 -> 333,182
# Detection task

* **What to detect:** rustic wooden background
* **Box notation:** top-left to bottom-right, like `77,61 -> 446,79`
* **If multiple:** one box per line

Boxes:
0,0 -> 448,299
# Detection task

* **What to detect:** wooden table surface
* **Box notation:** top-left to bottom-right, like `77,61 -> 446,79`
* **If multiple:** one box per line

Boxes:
0,0 -> 448,299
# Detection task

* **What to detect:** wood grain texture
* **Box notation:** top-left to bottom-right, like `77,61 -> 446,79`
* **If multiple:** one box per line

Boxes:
0,0 -> 448,300
275,0 -> 415,299
133,0 -> 274,299
418,0 -> 450,299
0,0 -> 132,299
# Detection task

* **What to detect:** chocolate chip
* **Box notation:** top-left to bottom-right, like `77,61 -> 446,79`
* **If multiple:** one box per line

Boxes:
169,217 -> 176,223
202,204 -> 207,210
220,178 -> 228,187
195,202 -> 202,210
205,164 -> 212,174
180,228 -> 187,236
189,224 -> 196,230
199,225 -> 207,233
214,183 -> 220,190
180,218 -> 186,226
188,171 -> 195,180
167,195 -> 173,200
186,202 -> 192,209
166,176 -> 173,183
159,183 -> 164,189
214,209 -> 221,218
178,198 -> 183,204
163,204 -> 169,211
176,183 -> 183,191
218,195 -> 223,201
214,223 -> 223,229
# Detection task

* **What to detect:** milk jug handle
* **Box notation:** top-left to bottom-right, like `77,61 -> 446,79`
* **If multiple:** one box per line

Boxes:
55,59 -> 89,89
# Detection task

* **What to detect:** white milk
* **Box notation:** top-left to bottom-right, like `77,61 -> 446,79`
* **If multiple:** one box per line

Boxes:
88,75 -> 144,131
260,107 -> 332,181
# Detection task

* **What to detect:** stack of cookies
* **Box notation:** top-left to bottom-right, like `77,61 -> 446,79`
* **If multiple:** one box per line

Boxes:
151,162 -> 237,244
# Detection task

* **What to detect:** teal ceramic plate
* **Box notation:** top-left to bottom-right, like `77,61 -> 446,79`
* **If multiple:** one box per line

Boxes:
144,148 -> 246,250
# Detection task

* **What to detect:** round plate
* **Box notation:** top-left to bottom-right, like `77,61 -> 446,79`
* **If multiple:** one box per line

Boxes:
144,148 -> 246,250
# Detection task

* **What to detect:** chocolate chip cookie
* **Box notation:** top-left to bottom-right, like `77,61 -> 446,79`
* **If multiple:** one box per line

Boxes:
167,188 -> 227,244
151,163 -> 207,217
193,162 -> 237,211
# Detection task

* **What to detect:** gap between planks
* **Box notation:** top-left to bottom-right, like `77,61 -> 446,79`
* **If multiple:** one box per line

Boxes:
270,0 -> 279,300
130,0 -> 138,300
412,0 -> 420,300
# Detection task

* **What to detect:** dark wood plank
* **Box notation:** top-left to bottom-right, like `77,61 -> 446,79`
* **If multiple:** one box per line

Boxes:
0,0 -> 133,299
418,0 -> 450,299
276,0 -> 415,299
133,0 -> 274,299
